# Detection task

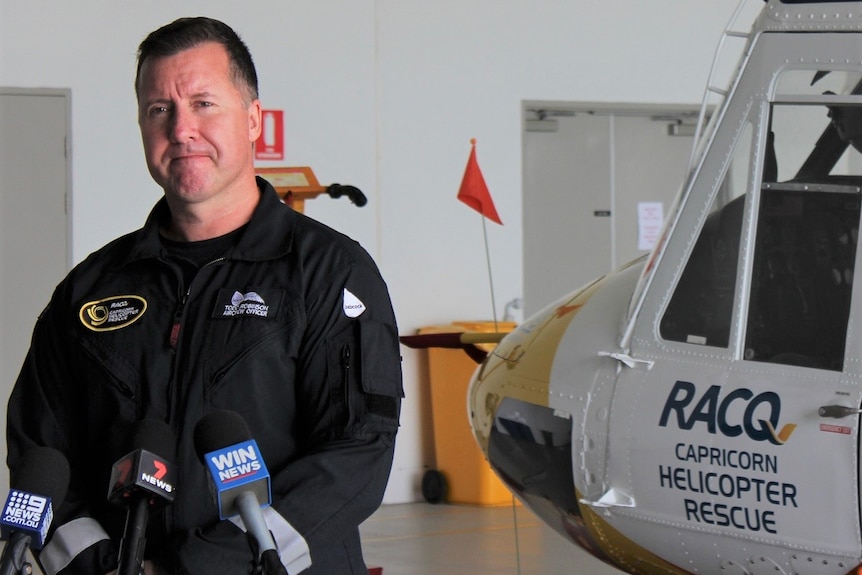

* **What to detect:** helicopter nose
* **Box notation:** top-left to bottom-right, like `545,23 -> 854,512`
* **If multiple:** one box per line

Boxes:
468,291 -> 585,456
487,395 -> 580,511
467,293 -> 588,525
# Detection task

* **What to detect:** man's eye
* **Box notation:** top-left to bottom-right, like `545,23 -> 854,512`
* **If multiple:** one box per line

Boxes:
148,106 -> 169,117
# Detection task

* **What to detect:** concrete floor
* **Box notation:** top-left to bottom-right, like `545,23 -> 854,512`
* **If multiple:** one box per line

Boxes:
13,501 -> 624,574
360,502 -> 624,575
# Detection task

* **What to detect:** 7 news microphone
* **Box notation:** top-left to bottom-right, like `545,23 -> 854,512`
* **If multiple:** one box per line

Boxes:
0,446 -> 70,575
108,419 -> 176,575
193,410 -> 288,575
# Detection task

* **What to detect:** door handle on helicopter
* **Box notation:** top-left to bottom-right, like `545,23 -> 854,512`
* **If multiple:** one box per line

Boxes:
818,405 -> 862,418
579,488 -> 636,510
597,351 -> 654,370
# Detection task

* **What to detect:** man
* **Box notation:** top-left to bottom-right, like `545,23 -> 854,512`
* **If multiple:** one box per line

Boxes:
6,17 -> 402,575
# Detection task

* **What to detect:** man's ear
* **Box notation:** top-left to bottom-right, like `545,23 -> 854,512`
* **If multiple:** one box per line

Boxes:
248,99 -> 262,142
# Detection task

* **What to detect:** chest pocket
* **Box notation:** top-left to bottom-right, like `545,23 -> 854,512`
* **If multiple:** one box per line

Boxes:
203,295 -> 302,415
77,330 -> 139,400
75,330 -> 141,436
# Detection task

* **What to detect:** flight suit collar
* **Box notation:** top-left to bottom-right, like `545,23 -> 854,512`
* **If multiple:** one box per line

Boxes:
125,177 -> 295,265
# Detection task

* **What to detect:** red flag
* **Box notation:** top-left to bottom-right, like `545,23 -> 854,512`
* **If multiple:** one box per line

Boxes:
457,139 -> 502,225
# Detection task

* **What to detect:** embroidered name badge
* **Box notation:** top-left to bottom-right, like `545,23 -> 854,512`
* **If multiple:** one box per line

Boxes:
213,289 -> 279,319
79,295 -> 147,332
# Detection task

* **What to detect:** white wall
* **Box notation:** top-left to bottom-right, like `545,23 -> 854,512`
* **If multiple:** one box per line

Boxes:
0,0 -> 746,503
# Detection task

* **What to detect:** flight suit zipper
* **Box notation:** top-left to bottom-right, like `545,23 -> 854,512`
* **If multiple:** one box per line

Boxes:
163,256 -> 225,538
167,256 -> 227,413
342,344 -> 352,424
170,293 -> 187,350
168,256 -> 226,351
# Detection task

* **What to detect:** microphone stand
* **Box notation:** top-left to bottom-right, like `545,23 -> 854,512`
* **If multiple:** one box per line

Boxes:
117,498 -> 149,575
235,492 -> 287,575
246,533 -> 287,575
0,532 -> 32,575
261,548 -> 287,575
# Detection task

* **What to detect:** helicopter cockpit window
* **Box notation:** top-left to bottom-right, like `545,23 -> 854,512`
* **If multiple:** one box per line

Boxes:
768,70 -> 862,183
659,123 -> 751,347
743,69 -> 862,370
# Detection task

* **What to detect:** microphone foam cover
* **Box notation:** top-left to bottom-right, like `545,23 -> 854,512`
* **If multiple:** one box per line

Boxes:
11,446 -> 70,505
131,419 -> 176,460
193,410 -> 252,460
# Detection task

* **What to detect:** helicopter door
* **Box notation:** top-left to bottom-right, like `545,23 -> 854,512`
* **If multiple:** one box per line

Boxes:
736,90 -> 862,556
726,179 -> 862,552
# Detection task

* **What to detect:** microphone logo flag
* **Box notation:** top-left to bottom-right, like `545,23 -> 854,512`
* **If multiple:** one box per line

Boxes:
108,449 -> 176,503
0,491 -> 53,548
140,454 -> 173,494
204,439 -> 271,519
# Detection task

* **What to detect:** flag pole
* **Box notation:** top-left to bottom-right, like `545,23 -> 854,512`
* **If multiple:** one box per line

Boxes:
457,137 -> 503,332
459,139 -> 518,574
481,215 -> 499,332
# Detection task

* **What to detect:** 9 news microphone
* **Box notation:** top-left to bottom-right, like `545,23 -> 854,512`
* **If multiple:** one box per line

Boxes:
0,446 -> 70,575
193,410 -> 287,575
108,420 -> 176,575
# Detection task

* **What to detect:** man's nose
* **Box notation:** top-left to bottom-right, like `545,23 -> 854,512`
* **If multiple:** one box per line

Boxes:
169,107 -> 198,142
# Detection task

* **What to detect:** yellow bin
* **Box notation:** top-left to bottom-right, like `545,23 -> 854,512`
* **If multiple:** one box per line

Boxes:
419,321 -> 516,506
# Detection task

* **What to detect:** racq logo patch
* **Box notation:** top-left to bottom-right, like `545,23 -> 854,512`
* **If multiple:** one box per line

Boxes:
79,295 -> 147,332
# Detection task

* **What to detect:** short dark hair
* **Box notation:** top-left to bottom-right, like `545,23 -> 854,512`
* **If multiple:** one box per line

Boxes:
135,17 -> 259,102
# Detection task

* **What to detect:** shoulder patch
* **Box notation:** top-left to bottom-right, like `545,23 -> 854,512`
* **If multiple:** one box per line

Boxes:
343,288 -> 366,318
79,295 -> 147,332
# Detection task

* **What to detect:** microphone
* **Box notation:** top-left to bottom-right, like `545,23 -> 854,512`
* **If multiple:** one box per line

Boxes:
193,410 -> 286,575
108,420 -> 176,575
0,446 -> 70,575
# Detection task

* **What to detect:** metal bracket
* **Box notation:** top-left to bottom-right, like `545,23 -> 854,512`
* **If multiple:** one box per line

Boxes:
580,488 -> 636,509
598,351 -> 654,370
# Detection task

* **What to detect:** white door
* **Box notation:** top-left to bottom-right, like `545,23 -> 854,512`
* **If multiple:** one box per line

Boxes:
523,112 -> 611,316
0,90 -> 70,490
522,106 -> 696,317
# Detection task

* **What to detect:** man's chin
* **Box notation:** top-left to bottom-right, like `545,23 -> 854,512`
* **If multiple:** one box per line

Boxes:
163,173 -> 213,202
163,188 -> 214,208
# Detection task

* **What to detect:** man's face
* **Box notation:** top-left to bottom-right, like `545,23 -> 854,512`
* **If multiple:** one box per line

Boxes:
137,42 -> 261,207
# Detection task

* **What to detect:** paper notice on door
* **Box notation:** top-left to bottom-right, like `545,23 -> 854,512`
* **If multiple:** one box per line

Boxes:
637,202 -> 664,251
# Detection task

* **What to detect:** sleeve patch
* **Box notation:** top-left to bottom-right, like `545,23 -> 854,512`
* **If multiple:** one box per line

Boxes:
343,288 -> 367,318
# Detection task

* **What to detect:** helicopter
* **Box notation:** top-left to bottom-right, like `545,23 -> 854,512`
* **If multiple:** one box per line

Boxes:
404,1 -> 862,574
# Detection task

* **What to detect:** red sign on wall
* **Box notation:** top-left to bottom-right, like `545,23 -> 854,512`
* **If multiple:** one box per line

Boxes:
255,110 -> 284,160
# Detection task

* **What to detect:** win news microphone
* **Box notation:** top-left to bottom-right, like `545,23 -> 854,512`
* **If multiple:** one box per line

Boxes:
0,446 -> 70,575
107,420 -> 176,575
193,410 -> 287,575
